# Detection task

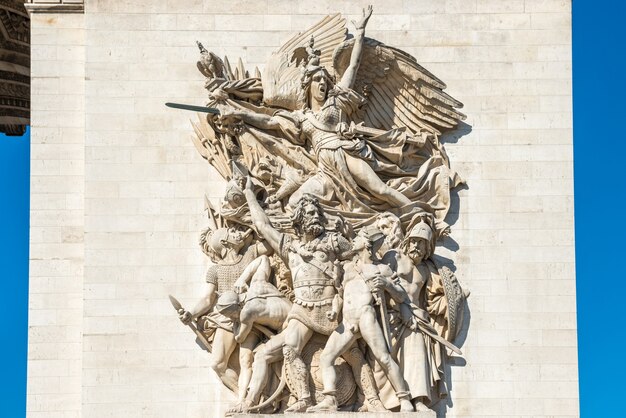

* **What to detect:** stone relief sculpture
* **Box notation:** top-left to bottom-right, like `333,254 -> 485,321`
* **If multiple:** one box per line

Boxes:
169,6 -> 469,415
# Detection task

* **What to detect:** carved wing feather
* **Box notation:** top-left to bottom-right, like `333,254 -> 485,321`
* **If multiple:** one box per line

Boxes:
333,38 -> 466,135
262,14 -> 347,110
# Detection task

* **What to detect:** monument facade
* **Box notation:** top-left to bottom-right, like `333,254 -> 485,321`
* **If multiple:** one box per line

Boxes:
27,1 -> 577,417
0,0 -> 29,135
169,7 -> 467,414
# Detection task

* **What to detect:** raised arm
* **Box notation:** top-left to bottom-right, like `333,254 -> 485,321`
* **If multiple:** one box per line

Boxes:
243,176 -> 283,254
180,282 -> 217,324
339,5 -> 373,89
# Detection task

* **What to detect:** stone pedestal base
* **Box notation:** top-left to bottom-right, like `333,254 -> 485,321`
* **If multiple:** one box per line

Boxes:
233,413 -> 436,418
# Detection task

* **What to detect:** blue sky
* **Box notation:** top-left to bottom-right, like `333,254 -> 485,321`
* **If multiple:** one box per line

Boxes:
1,1 -> 624,416
571,1 -> 626,416
0,127 -> 29,415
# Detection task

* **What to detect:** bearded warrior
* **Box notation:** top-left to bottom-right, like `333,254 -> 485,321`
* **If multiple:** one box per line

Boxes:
241,178 -> 353,411
170,5 -> 469,415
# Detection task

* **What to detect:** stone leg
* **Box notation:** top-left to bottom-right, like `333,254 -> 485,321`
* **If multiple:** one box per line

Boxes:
282,319 -> 314,412
209,327 -> 238,392
229,332 -> 261,413
245,332 -> 285,406
359,307 -> 414,412
342,343 -> 387,412
344,153 -> 412,207
307,323 -> 356,412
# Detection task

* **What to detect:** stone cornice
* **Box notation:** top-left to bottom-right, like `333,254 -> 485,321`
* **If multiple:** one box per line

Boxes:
0,0 -> 28,136
24,1 -> 84,14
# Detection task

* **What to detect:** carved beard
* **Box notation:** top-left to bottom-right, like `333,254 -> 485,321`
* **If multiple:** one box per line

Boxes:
408,249 -> 424,265
303,220 -> 324,237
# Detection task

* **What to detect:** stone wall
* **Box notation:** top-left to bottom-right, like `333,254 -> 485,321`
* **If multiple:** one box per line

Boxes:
28,1 -> 577,417
27,10 -> 84,418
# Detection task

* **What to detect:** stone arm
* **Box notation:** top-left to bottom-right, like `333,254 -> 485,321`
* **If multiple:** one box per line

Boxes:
327,292 -> 343,321
253,239 -> 274,257
334,234 -> 355,261
219,106 -> 282,131
338,5 -> 373,90
243,176 -> 283,256
378,265 -> 410,305
234,255 -> 271,294
181,282 -> 217,324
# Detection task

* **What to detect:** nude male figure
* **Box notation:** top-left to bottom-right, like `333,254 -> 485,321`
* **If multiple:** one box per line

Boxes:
308,228 -> 415,413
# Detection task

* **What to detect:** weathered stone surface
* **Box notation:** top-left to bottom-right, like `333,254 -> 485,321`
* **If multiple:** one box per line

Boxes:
233,413 -> 436,418
27,1 -> 577,417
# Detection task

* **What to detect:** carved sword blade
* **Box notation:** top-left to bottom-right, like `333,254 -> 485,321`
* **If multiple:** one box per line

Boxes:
165,102 -> 220,114
168,294 -> 183,312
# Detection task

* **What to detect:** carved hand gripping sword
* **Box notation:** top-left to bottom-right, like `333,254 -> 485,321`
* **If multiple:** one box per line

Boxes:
168,294 -> 213,353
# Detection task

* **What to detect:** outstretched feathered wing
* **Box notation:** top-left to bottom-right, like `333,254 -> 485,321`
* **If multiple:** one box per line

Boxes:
262,14 -> 347,110
333,38 -> 466,135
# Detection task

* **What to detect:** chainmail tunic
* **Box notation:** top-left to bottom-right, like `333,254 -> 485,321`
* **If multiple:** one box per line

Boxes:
205,245 -> 258,293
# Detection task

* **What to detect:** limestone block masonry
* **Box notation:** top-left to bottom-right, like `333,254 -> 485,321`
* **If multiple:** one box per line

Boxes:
27,1 -> 576,417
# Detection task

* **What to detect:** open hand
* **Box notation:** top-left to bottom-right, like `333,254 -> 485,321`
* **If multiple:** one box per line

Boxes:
352,5 -> 373,31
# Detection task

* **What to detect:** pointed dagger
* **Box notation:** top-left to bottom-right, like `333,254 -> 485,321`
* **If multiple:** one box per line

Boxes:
168,294 -> 213,353
165,102 -> 221,114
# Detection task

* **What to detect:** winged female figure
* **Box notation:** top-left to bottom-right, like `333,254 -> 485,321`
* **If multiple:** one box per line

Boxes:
173,7 -> 470,413
221,6 -> 414,208
191,7 -> 465,239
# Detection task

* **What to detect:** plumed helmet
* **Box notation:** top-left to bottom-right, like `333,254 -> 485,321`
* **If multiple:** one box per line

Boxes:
358,226 -> 386,247
407,220 -> 433,242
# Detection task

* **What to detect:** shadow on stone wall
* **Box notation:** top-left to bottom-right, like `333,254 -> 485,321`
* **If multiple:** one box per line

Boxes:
432,120 -> 472,418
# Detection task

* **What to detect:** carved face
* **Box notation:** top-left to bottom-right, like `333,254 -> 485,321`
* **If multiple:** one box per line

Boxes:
375,213 -> 403,253
225,227 -> 250,249
406,237 -> 428,264
211,227 -> 251,256
309,71 -> 328,105
301,203 -> 324,237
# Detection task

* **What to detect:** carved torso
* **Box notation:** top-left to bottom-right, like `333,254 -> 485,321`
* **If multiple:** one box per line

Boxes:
287,233 -> 340,304
385,250 -> 427,306
300,91 -> 358,155
342,260 -> 377,320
